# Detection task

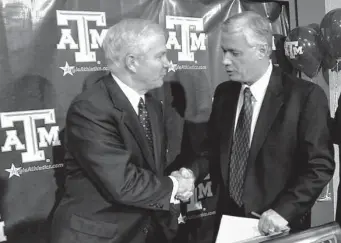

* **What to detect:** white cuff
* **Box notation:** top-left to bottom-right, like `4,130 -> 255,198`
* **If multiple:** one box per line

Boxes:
169,176 -> 180,204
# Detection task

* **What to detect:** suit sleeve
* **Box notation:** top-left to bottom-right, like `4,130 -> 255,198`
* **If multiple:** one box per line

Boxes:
272,85 -> 335,221
65,99 -> 174,211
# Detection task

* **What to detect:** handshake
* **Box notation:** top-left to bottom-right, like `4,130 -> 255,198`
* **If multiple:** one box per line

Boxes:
171,168 -> 195,202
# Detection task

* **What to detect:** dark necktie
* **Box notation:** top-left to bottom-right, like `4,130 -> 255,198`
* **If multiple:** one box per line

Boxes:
229,87 -> 254,206
138,98 -> 154,158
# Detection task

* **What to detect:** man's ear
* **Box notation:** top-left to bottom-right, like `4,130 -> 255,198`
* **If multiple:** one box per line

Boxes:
257,44 -> 268,59
125,54 -> 137,73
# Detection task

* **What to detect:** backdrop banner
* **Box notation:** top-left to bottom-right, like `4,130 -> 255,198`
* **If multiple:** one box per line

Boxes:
0,1 -> 288,242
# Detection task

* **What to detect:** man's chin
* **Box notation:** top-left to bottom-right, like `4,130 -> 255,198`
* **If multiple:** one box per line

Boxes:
158,78 -> 165,85
227,73 -> 238,81
151,80 -> 164,89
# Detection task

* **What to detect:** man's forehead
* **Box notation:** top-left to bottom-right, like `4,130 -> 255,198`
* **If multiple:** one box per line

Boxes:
144,35 -> 165,50
221,32 -> 244,44
221,30 -> 244,38
146,44 -> 167,55
154,47 -> 167,55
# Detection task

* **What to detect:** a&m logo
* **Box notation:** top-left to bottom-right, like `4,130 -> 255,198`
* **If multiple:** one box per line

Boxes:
56,10 -> 109,76
186,174 -> 213,213
178,174 -> 216,223
165,16 -> 207,72
1,109 -> 63,179
284,41 -> 303,59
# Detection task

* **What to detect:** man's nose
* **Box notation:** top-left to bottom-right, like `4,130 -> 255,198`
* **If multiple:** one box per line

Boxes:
222,53 -> 232,65
163,56 -> 170,68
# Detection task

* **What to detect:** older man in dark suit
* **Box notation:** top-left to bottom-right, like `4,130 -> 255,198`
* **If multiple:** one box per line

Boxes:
180,11 -> 334,239
50,19 -> 194,243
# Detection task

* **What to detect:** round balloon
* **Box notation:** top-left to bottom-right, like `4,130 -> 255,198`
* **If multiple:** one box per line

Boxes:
320,8 -> 341,60
307,23 -> 320,34
241,1 -> 282,22
284,26 -> 323,78
322,51 -> 341,72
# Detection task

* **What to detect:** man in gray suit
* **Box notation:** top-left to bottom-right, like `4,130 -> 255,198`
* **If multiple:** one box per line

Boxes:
181,11 -> 334,239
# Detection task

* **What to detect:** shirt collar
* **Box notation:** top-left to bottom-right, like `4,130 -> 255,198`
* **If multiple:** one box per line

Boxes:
111,73 -> 144,113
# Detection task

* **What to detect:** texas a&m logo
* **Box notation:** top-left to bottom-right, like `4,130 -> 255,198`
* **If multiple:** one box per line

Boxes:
1,109 -> 61,163
284,41 -> 303,59
186,174 -> 213,212
56,10 -> 108,63
165,16 -> 207,62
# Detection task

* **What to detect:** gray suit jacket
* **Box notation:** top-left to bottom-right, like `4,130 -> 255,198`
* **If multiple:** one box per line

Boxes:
190,67 -> 334,232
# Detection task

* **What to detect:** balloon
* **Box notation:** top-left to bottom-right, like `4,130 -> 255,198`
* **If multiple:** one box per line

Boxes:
320,8 -> 341,59
284,26 -> 323,78
321,51 -> 341,72
307,23 -> 320,34
241,1 -> 282,22
271,34 -> 294,74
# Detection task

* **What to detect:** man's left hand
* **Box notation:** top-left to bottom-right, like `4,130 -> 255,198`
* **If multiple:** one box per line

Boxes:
258,209 -> 290,235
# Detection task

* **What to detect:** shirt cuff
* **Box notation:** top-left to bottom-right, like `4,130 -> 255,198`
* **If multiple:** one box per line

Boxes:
169,176 -> 180,204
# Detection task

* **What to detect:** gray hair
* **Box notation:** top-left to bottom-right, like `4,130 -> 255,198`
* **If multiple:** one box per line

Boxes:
102,18 -> 165,71
222,11 -> 273,56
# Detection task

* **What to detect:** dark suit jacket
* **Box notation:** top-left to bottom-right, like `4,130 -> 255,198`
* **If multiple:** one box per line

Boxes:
190,66 -> 335,232
50,74 -> 179,243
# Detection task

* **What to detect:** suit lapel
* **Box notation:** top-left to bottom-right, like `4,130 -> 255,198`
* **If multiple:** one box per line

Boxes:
219,82 -> 241,186
145,94 -> 164,175
102,75 -> 157,173
247,67 -> 284,171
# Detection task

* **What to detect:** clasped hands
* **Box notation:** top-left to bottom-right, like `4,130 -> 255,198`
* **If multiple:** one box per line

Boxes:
171,168 -> 195,202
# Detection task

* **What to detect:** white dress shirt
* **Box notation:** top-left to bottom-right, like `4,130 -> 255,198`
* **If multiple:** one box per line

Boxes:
113,73 -> 144,113
234,63 -> 273,147
112,73 -> 179,204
